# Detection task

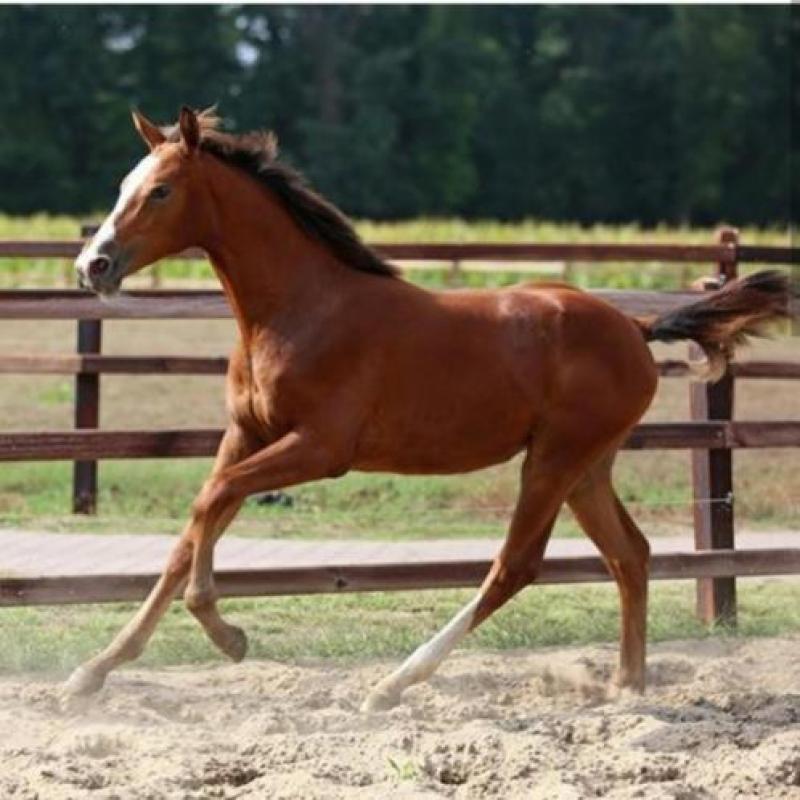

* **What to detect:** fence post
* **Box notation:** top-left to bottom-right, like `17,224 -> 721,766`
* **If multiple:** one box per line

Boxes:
73,319 -> 102,513
689,227 -> 738,625
446,259 -> 463,287
73,224 -> 102,514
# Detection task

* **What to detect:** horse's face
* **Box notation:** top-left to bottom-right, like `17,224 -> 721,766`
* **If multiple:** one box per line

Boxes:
76,107 -> 208,295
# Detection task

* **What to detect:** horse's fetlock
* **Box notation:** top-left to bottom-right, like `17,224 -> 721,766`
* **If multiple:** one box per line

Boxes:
185,586 -> 217,613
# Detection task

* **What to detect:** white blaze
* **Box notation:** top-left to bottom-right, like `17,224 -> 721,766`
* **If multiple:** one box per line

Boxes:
76,153 -> 158,273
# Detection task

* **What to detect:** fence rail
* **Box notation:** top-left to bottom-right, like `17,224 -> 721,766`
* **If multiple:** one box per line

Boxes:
1,421 -> 799,462
3,237 -> 798,265
0,239 -> 738,263
0,227 -> 797,623
0,287 -> 727,319
3,548 -> 799,607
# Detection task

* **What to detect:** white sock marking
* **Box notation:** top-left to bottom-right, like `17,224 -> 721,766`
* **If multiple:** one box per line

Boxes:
373,594 -> 480,699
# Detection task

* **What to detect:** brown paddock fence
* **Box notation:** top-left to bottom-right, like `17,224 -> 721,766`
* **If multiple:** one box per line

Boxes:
0,227 -> 798,623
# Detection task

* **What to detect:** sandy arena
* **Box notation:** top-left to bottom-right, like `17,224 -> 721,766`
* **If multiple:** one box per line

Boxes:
0,636 -> 798,799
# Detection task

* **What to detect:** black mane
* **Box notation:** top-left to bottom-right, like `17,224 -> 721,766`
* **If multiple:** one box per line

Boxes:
165,112 -> 397,278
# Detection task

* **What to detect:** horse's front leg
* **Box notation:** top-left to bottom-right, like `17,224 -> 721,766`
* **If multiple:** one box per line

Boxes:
182,491 -> 247,661
182,429 -> 347,660
64,424 -> 259,697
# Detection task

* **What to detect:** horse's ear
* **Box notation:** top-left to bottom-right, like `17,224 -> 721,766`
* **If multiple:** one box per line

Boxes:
178,106 -> 200,154
131,109 -> 165,150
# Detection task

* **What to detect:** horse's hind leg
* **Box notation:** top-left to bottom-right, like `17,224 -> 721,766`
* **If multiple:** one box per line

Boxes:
363,437 -> 597,712
363,511 -> 559,713
567,453 -> 650,692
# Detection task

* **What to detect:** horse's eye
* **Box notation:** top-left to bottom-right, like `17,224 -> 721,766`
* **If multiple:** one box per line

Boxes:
149,184 -> 170,201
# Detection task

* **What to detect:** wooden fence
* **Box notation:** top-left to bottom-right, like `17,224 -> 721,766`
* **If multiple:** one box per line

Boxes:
0,228 -> 797,622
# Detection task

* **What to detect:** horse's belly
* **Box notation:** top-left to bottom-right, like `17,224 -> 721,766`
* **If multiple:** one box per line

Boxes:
355,436 -> 528,475
352,381 -> 537,474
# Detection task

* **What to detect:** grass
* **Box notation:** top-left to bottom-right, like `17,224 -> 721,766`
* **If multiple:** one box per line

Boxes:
2,446 -> 796,539
0,458 -> 563,538
1,580 -> 798,675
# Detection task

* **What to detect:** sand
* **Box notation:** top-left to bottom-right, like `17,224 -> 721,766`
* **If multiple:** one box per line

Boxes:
0,636 -> 798,799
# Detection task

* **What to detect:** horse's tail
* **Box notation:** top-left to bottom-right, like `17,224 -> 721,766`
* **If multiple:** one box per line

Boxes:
634,269 -> 793,381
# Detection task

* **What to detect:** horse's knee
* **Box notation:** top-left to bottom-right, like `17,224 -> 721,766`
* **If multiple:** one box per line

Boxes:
164,540 -> 193,581
192,476 -> 235,523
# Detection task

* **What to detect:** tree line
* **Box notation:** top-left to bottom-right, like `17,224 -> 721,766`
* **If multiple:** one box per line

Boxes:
0,5 -> 794,225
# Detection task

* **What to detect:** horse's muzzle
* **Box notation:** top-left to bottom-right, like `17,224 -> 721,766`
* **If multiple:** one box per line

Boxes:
87,255 -> 112,279
75,244 -> 123,295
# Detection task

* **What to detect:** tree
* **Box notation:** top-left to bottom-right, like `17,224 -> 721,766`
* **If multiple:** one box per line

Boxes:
0,5 -> 792,225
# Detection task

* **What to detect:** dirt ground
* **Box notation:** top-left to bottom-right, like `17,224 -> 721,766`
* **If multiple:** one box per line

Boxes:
0,636 -> 797,800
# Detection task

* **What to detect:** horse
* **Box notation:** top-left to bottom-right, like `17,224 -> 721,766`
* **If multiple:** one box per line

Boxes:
70,106 -> 789,710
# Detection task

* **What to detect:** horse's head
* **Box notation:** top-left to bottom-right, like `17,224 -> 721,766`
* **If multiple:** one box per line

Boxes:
76,107 -> 211,295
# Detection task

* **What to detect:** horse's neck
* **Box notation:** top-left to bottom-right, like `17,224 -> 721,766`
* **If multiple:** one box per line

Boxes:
201,163 -> 355,339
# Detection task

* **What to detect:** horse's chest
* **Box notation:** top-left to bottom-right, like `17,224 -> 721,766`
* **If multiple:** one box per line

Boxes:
229,374 -> 282,431
227,346 -> 295,437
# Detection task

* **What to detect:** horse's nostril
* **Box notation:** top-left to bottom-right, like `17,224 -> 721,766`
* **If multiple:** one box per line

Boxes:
88,256 -> 111,278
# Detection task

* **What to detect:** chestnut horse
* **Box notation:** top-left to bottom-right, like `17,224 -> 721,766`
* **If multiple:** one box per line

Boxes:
71,107 -> 789,710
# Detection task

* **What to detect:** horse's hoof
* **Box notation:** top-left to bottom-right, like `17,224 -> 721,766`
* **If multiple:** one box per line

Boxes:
361,686 -> 401,713
63,665 -> 106,697
221,625 -> 248,663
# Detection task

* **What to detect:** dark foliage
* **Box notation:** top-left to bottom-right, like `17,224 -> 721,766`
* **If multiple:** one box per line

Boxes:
0,6 -> 793,224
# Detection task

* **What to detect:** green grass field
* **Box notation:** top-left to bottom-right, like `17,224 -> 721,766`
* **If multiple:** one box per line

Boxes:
3,581 -> 799,675
3,445 -> 798,540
